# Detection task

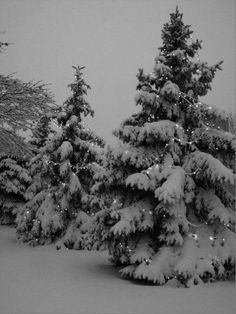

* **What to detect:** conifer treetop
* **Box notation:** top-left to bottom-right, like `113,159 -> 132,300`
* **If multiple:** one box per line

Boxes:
59,66 -> 94,126
136,6 -> 224,103
160,7 -> 201,56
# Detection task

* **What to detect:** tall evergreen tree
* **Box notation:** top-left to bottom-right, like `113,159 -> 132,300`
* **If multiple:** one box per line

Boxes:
93,8 -> 235,286
16,66 -> 105,246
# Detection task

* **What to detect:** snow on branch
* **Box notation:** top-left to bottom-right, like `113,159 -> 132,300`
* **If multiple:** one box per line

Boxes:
129,236 -> 154,264
35,196 -> 64,236
0,129 -> 33,158
155,166 -> 186,203
131,247 -> 175,284
185,99 -> 232,131
185,151 -> 235,185
57,141 -> 73,161
195,189 -> 235,225
135,90 -> 157,106
113,125 -> 140,144
111,145 -> 161,169
0,73 -> 55,158
153,63 -> 172,78
138,120 -> 184,144
174,236 -> 215,286
160,81 -> 180,102
193,128 -> 236,154
110,200 -> 152,236
0,74 -> 55,131
69,173 -> 81,195
126,173 -> 150,191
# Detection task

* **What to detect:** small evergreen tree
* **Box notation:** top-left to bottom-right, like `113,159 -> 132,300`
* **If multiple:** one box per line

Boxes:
0,154 -> 32,224
93,8 -> 235,286
16,66 -> 105,247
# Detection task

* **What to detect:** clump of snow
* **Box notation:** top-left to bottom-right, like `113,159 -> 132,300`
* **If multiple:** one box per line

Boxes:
160,81 -> 180,102
57,140 -> 73,161
126,173 -> 150,191
138,120 -> 184,143
69,172 -> 81,194
35,195 -> 64,235
59,160 -> 71,177
111,145 -> 161,168
196,189 -> 235,225
110,200 -> 153,236
153,63 -> 172,78
155,166 -> 185,203
122,247 -> 175,285
186,151 -> 235,184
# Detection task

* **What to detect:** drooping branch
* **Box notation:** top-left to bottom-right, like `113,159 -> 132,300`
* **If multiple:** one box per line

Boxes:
0,74 -> 55,131
0,63 -> 56,157
0,128 -> 33,159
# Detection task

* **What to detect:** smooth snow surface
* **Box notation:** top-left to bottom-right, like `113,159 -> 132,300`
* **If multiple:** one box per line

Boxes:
0,226 -> 235,314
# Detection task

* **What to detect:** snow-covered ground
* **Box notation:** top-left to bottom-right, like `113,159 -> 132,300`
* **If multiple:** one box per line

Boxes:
0,226 -> 235,314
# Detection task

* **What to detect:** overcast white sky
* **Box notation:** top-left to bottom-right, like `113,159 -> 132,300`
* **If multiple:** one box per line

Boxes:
0,0 -> 235,143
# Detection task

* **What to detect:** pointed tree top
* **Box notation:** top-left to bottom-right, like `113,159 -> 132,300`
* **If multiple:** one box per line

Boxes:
58,65 -> 94,125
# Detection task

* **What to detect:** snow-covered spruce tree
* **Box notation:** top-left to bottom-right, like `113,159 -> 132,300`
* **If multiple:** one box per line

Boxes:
14,114 -> 56,230
16,66 -> 105,247
93,7 -> 235,287
0,154 -> 32,225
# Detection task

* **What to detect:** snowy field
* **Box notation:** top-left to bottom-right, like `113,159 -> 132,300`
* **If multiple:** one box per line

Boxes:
0,226 -> 235,314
